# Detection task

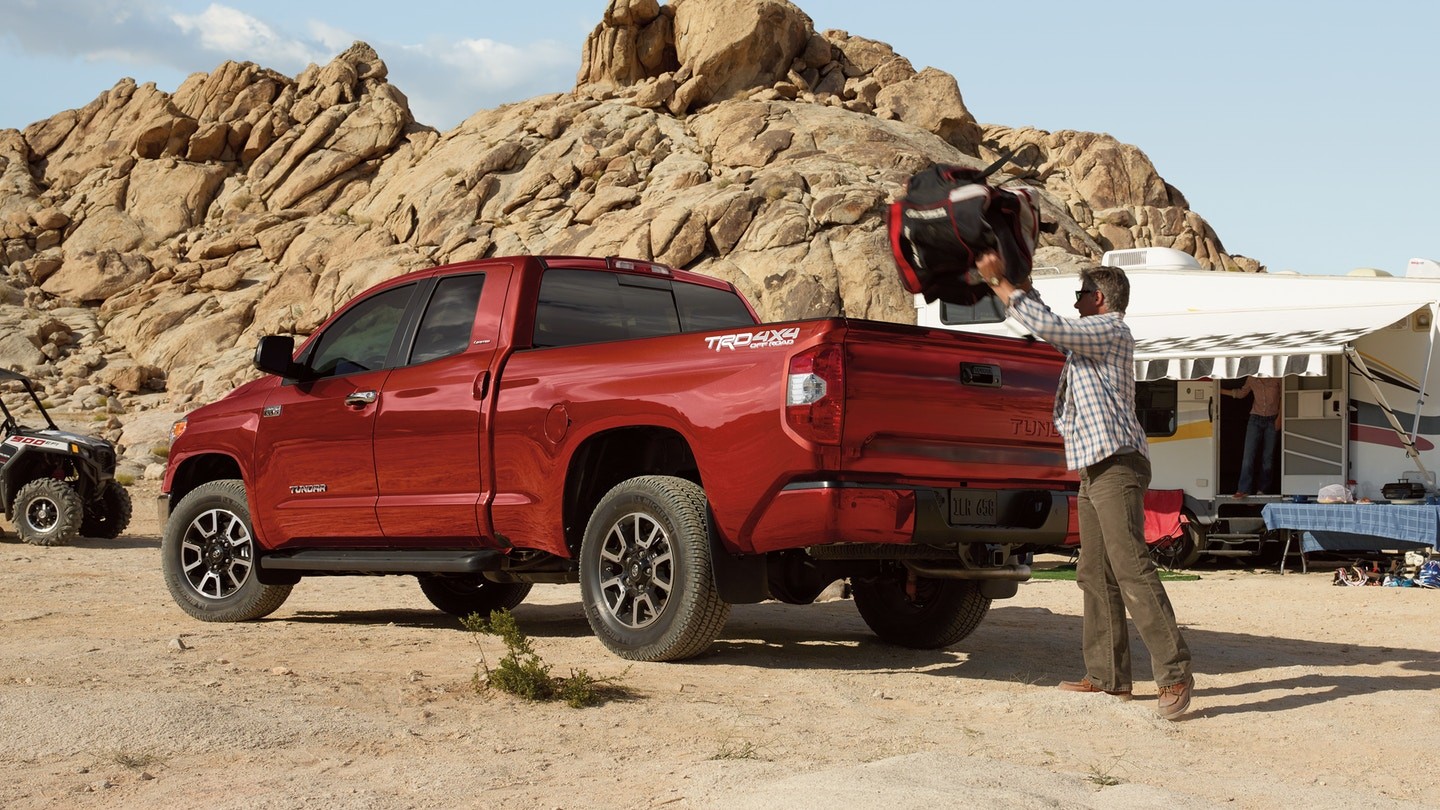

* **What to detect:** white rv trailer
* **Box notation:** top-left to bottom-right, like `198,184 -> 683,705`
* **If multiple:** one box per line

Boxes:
916,248 -> 1440,565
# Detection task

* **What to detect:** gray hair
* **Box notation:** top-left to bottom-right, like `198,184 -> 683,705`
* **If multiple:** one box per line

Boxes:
1081,265 -> 1130,314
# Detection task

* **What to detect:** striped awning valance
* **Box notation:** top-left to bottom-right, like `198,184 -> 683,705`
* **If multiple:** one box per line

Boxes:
1127,302 -> 1425,381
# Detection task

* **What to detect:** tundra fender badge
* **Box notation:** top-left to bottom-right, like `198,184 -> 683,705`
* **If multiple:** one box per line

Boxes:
289,484 -> 328,494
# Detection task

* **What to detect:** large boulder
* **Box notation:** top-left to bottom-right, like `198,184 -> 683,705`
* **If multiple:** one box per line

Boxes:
670,0 -> 812,110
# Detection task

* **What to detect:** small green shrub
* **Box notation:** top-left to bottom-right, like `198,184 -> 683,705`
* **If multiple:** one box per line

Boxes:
462,609 -> 628,708
150,445 -> 170,459
115,473 -> 136,486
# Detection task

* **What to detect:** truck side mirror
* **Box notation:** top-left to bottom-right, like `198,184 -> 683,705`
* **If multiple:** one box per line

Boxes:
254,336 -> 303,378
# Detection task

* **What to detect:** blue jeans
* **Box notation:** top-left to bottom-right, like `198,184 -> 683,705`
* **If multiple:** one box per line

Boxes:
1238,413 -> 1278,494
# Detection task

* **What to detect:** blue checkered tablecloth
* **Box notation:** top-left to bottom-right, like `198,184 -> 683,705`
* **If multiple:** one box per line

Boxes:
1261,503 -> 1440,553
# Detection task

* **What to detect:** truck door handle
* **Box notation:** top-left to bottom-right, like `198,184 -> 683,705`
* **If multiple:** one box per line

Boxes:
474,370 -> 490,399
960,363 -> 1001,388
345,390 -> 378,408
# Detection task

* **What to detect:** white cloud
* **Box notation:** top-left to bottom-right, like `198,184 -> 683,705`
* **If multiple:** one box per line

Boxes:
0,0 -> 583,131
171,4 -> 318,68
387,38 -> 577,128
306,20 -> 360,55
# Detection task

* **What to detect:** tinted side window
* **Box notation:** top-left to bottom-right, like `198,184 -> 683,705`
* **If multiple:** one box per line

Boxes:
1136,380 -> 1178,437
533,269 -> 757,349
618,279 -> 681,338
307,285 -> 413,378
534,270 -> 628,348
410,274 -> 485,365
675,282 -> 756,330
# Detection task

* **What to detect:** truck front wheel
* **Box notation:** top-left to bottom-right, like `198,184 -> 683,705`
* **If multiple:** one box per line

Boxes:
418,575 -> 531,617
580,476 -> 730,661
161,480 -> 292,622
852,566 -> 991,649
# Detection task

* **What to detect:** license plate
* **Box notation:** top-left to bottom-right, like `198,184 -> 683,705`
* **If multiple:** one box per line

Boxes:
949,489 -> 998,525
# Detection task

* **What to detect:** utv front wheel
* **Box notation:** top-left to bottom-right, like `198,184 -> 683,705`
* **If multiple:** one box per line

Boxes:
81,480 -> 134,539
161,480 -> 291,621
580,476 -> 730,661
852,565 -> 991,649
13,478 -> 84,546
418,575 -> 531,617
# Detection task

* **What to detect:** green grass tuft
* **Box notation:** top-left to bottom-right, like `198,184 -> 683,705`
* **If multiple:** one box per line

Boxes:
462,609 -> 629,707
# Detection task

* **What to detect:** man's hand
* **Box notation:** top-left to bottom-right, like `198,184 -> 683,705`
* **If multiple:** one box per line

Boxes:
976,251 -> 1017,302
976,251 -> 1005,284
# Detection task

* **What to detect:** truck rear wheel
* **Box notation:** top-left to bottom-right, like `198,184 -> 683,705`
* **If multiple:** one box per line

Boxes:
852,566 -> 991,649
580,475 -> 730,661
161,480 -> 292,622
13,478 -> 84,546
418,575 -> 531,617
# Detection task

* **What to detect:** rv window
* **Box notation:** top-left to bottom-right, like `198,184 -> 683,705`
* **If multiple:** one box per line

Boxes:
1135,380 -> 1178,437
938,296 -> 1008,326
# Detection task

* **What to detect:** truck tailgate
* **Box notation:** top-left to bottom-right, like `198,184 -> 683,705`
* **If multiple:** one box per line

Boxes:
839,320 -> 1069,484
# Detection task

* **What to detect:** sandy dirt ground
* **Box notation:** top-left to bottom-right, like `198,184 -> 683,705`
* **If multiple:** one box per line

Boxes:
3,481 -> 1438,809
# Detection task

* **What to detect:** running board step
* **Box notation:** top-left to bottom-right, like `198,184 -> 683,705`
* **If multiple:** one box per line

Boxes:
260,549 -> 503,574
1202,549 -> 1259,557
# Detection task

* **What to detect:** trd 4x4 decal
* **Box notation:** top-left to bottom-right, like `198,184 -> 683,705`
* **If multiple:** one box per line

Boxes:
704,327 -> 800,351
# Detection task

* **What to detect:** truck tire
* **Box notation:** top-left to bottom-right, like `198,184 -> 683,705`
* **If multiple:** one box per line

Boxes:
580,475 -> 730,661
161,479 -> 292,622
13,478 -> 84,546
81,480 -> 133,539
418,575 -> 531,618
852,567 -> 991,649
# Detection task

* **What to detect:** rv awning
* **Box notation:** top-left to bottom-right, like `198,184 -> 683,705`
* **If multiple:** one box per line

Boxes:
1129,301 -> 1427,381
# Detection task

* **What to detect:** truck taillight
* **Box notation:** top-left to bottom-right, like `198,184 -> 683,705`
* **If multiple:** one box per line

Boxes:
786,345 -> 844,445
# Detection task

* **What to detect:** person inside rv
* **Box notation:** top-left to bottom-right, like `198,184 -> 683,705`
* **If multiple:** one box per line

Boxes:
1224,376 -> 1282,498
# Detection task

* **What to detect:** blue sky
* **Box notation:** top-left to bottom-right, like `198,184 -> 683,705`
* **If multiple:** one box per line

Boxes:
1,0 -> 1436,277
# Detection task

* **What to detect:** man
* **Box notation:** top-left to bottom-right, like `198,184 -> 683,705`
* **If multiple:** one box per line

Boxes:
1224,376 -> 1282,497
976,253 -> 1193,720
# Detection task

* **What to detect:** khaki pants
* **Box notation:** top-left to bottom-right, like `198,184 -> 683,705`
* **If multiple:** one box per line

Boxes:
1076,452 -> 1191,690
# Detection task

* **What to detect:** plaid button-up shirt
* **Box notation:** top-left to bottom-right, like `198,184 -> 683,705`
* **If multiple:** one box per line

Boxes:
1007,290 -> 1149,470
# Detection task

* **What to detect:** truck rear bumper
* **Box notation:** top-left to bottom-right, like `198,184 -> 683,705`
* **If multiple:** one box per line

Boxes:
746,482 -> 1071,554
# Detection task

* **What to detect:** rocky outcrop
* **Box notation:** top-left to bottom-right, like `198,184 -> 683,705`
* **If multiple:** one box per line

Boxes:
0,1 -> 1255,478
985,126 -> 1257,272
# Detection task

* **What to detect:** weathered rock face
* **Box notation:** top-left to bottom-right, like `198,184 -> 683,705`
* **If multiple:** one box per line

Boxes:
985,127 -> 1257,273
0,2 -> 1255,477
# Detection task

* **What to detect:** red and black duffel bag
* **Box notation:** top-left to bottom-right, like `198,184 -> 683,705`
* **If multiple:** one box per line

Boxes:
888,156 -> 1042,306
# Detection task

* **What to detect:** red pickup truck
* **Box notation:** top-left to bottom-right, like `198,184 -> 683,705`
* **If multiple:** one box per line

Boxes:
160,255 -> 1074,661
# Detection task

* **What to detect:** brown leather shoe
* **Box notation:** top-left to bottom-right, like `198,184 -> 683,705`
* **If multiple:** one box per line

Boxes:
1057,677 -> 1133,700
1157,676 -> 1194,720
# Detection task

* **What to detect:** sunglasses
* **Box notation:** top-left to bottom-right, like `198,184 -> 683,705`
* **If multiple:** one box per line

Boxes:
1075,288 -> 1098,301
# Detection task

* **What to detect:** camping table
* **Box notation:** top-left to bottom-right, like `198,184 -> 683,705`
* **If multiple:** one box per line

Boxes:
1260,503 -> 1439,573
